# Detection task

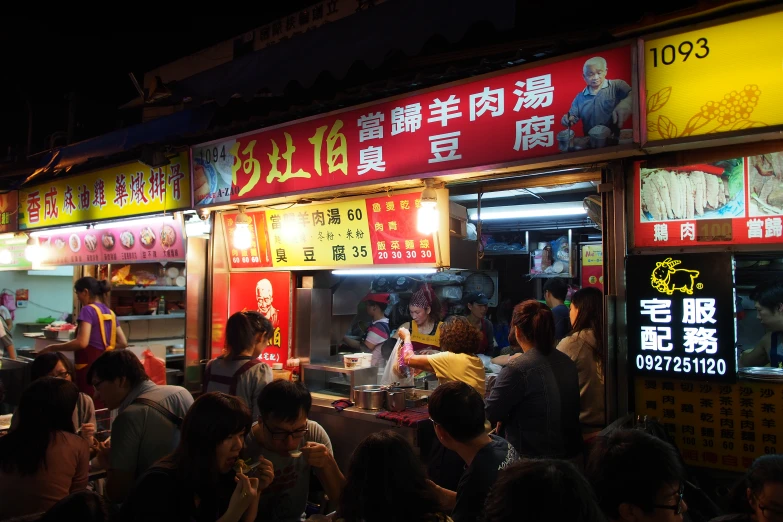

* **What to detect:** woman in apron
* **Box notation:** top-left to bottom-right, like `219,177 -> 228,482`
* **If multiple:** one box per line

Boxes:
43,277 -> 128,408
397,284 -> 443,353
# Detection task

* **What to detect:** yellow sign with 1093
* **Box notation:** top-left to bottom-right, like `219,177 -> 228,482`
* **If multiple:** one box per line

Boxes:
643,10 -> 783,142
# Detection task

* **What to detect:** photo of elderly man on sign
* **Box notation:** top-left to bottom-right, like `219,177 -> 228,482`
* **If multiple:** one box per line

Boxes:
559,56 -> 633,150
256,278 -> 280,329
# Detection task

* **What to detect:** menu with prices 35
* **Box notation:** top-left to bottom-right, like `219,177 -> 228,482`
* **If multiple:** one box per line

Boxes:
635,377 -> 783,472
35,218 -> 186,266
192,46 -> 633,207
626,253 -> 736,383
229,271 -> 293,366
633,150 -> 783,248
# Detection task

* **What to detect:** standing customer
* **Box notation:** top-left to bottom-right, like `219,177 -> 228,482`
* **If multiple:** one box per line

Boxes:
543,278 -> 571,342
463,292 -> 497,356
88,349 -> 193,503
557,287 -> 606,438
0,378 -> 89,519
204,311 -> 274,419
44,277 -> 128,405
485,300 -> 582,459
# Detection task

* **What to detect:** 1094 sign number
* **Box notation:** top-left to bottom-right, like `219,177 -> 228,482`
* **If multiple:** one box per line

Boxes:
649,38 -> 709,67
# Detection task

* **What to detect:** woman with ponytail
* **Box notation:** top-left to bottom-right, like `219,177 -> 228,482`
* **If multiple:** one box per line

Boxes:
203,311 -> 274,419
485,300 -> 582,459
44,277 -> 128,406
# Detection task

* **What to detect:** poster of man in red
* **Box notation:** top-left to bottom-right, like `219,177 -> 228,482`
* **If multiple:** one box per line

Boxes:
229,271 -> 292,365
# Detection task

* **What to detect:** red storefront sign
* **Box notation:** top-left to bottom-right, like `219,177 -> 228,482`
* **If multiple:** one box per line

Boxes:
35,217 -> 186,266
229,271 -> 293,365
221,210 -> 272,269
365,192 -> 436,265
633,150 -> 783,248
192,45 -> 634,206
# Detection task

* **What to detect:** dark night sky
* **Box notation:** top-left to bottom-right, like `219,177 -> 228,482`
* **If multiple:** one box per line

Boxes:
0,5 -> 315,157
0,1 -> 708,159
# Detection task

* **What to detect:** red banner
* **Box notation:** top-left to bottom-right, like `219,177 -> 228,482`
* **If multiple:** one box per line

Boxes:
633,151 -> 783,247
365,192 -> 436,265
35,217 -> 186,266
229,271 -> 293,365
222,210 -> 273,269
211,271 -> 229,359
192,46 -> 634,206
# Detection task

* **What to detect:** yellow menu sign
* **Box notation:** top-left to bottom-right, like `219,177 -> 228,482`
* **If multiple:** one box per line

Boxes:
19,152 -> 191,229
643,10 -> 783,142
635,376 -> 783,472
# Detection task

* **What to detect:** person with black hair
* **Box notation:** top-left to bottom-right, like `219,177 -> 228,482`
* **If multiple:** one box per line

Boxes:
485,300 -> 582,459
482,458 -> 607,522
586,429 -> 688,522
343,293 -> 391,367
11,352 -> 97,449
543,278 -> 572,342
87,349 -> 193,503
709,455 -> 783,522
204,311 -> 274,418
339,430 -> 452,522
243,380 -> 345,522
121,392 -> 274,522
0,378 -> 89,519
557,287 -> 606,437
740,281 -> 783,368
427,381 -> 519,522
43,277 -> 128,404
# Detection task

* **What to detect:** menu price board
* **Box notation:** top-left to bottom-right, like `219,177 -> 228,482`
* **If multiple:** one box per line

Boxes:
633,150 -> 783,247
192,46 -> 633,207
35,218 -> 186,266
20,152 -> 191,230
229,271 -> 293,365
643,10 -> 783,143
626,253 -> 736,383
635,377 -> 783,472
223,191 -> 439,270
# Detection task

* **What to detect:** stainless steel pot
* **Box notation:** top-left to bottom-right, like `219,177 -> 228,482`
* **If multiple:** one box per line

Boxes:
386,388 -> 407,412
353,385 -> 386,410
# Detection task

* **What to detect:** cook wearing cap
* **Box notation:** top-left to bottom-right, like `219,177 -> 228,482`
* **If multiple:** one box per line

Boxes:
342,293 -> 391,367
464,292 -> 497,356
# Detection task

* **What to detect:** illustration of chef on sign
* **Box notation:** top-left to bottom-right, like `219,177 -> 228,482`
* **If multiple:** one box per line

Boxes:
559,56 -> 634,150
255,278 -> 279,329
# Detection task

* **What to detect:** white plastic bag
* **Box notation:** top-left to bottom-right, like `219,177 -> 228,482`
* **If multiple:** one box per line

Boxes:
380,340 -> 414,386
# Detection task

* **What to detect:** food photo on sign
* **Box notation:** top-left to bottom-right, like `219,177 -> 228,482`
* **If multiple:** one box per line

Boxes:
748,152 -> 783,217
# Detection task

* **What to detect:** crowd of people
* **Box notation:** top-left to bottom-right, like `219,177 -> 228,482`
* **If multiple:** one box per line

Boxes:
0,277 -> 782,521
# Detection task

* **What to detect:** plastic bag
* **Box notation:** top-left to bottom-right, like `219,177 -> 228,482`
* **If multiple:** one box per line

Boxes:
380,341 -> 414,386
142,349 -> 167,385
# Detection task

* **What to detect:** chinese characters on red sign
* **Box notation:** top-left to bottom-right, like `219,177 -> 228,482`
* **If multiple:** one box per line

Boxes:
633,151 -> 783,247
192,46 -> 633,206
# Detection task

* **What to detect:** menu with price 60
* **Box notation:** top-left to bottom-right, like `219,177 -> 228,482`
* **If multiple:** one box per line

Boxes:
643,10 -> 783,142
626,253 -> 736,383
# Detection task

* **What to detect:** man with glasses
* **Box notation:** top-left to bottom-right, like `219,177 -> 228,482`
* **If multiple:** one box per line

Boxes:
243,380 -> 344,522
587,429 -> 688,522
87,350 -> 193,503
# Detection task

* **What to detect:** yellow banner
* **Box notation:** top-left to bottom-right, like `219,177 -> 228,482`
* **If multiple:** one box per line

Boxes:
265,198 -> 374,268
581,244 -> 602,266
19,152 -> 191,229
644,10 -> 783,141
635,377 -> 783,472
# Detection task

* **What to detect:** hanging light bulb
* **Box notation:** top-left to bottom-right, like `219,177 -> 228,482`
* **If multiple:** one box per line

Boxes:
0,250 -> 11,265
24,236 -> 41,262
233,206 -> 253,250
417,179 -> 439,235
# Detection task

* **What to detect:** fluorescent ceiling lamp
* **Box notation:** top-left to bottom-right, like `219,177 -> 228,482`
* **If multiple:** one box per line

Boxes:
468,202 -> 586,221
30,225 -> 88,237
332,268 -> 438,276
93,215 -> 175,230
